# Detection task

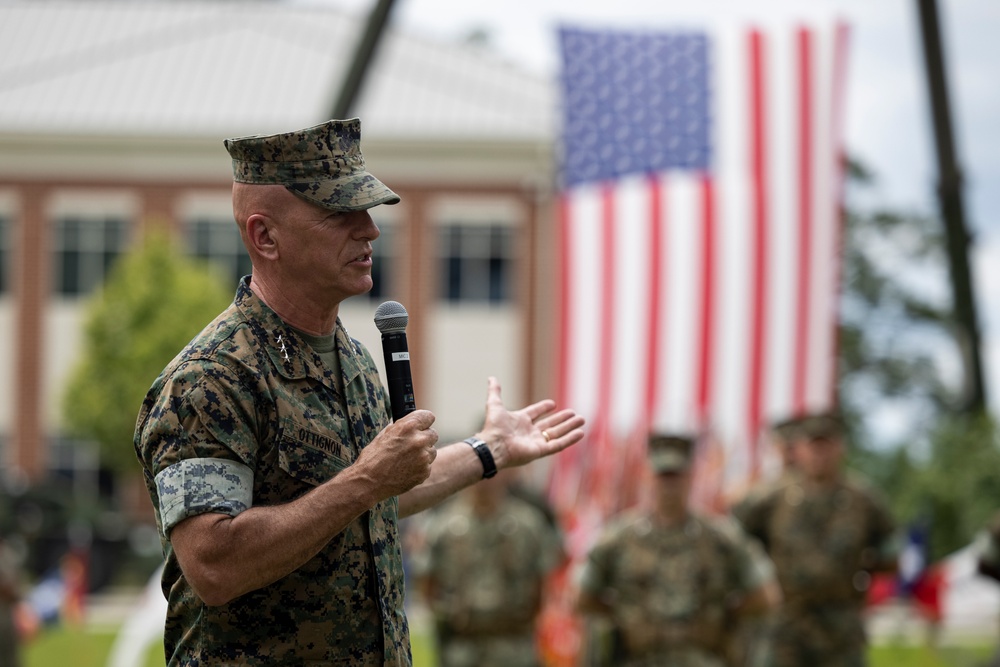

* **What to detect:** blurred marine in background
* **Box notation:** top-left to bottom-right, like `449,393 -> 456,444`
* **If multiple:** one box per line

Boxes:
575,433 -> 780,666
416,469 -> 563,667
975,510 -> 1000,667
0,533 -> 22,667
733,412 -> 898,667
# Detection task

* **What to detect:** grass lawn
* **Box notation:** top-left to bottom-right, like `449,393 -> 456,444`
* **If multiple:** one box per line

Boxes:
21,626 -> 993,667
24,626 -> 164,667
23,625 -> 431,667
869,642 -> 995,667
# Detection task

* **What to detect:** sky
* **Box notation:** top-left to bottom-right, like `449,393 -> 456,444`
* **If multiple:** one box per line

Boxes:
325,0 -> 1000,424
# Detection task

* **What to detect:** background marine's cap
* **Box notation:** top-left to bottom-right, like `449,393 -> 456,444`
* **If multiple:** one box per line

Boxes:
223,118 -> 400,212
798,411 -> 846,441
647,434 -> 695,473
769,415 -> 810,442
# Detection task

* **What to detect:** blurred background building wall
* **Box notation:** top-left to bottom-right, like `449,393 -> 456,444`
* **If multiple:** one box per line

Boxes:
0,1 -> 561,508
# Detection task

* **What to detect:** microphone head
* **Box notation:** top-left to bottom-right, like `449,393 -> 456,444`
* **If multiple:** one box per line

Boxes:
374,300 -> 408,333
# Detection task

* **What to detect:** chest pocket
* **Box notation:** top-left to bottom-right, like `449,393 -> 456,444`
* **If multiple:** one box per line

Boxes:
277,417 -> 355,487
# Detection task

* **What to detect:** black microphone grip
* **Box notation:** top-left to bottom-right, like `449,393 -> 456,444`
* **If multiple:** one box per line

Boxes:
380,330 -> 416,421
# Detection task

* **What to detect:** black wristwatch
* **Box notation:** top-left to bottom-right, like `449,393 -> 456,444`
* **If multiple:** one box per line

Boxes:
464,437 -> 497,479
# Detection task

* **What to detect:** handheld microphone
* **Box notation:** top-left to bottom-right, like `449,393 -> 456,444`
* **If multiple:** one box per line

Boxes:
374,301 -> 416,421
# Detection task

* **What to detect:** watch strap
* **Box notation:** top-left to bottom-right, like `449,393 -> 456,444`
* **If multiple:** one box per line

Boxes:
464,437 -> 497,479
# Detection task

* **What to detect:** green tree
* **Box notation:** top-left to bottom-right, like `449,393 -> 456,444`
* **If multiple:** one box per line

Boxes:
838,160 -> 957,450
838,160 -> 1000,558
61,226 -> 232,474
903,414 -> 1000,560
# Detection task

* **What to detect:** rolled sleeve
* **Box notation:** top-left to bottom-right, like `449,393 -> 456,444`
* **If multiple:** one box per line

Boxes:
155,457 -> 254,533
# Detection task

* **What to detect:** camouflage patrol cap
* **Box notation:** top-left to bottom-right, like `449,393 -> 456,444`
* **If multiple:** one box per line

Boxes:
798,411 -> 846,441
769,415 -> 809,441
647,434 -> 695,473
223,118 -> 400,212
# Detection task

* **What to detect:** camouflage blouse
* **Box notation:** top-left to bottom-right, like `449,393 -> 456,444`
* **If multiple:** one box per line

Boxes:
135,278 -> 408,666
579,511 -> 772,667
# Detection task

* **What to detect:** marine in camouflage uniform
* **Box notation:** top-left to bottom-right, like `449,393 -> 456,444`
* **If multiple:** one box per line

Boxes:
727,416 -> 805,667
734,412 -> 897,667
731,416 -> 803,515
134,119 -> 585,667
0,536 -> 21,667
417,470 -> 563,667
577,434 -> 780,667
974,510 -> 1000,667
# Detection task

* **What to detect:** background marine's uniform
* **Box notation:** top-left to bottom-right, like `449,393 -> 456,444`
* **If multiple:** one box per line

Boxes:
579,511 -> 773,667
419,492 -> 563,667
735,476 -> 896,667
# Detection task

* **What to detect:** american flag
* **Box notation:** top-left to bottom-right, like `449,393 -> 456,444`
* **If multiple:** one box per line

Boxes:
548,22 -> 851,529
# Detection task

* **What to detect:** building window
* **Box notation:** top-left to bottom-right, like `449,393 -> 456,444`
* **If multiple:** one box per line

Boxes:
0,217 -> 9,295
439,223 -> 513,304
52,216 -> 129,296
368,222 -> 395,303
187,218 -> 252,288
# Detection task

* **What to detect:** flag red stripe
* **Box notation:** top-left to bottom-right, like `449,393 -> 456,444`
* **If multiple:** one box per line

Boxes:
597,184 -> 616,431
747,29 -> 769,463
556,194 -> 572,409
580,185 -> 617,506
645,174 -> 664,423
696,173 -> 716,423
793,27 -> 814,414
550,193 -> 577,507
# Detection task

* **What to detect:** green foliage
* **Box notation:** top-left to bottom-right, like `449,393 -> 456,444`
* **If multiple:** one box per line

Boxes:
897,415 -> 1000,560
838,161 -> 956,444
839,159 -> 999,559
61,227 -> 232,474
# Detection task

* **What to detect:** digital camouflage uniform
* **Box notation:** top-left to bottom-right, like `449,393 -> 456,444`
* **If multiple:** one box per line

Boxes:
579,510 -> 773,667
728,473 -> 799,667
725,417 -> 805,667
734,475 -> 896,667
976,510 -> 1000,581
135,278 -> 409,666
419,494 -> 563,667
0,539 -> 20,667
974,510 -> 1000,667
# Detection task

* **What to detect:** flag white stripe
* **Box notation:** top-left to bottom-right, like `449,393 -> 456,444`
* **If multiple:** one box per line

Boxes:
609,175 -> 652,439
658,173 -> 701,435
712,21 -> 752,459
806,24 -> 840,412
564,185 -> 604,424
764,24 -> 799,424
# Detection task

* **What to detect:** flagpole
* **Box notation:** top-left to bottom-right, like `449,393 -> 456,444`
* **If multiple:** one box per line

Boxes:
915,0 -> 987,414
330,0 -> 398,119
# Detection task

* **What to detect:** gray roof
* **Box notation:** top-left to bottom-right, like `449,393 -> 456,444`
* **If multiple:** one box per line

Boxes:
0,0 -> 556,142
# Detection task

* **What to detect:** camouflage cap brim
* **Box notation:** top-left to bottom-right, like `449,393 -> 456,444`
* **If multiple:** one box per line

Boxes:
649,449 -> 690,473
285,172 -> 400,212
647,433 -> 695,473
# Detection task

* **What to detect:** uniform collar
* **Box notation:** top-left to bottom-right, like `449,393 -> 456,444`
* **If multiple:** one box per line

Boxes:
234,277 -> 366,386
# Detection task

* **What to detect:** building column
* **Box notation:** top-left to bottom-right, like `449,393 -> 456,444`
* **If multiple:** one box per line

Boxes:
140,184 -> 181,237
13,184 -> 50,481
521,193 -> 540,403
399,189 -> 429,405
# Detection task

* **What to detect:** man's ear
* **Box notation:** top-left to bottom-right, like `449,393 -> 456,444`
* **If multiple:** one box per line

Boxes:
246,214 -> 279,260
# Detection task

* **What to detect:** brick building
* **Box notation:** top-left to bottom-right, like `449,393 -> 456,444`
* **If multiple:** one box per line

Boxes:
0,2 -> 561,503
